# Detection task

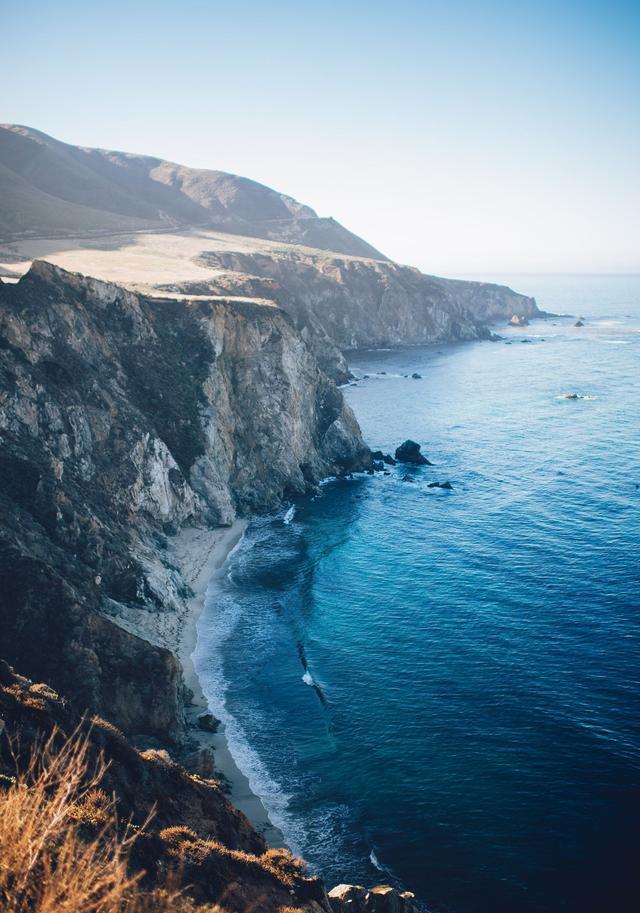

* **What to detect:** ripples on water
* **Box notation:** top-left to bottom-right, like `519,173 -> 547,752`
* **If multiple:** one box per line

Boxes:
195,275 -> 640,913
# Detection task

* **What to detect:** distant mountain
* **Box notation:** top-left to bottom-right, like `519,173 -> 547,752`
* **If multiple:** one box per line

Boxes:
0,125 -> 384,258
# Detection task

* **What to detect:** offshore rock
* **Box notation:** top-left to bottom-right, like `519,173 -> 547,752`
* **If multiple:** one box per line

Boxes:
509,313 -> 529,326
371,450 -> 396,466
395,440 -> 432,465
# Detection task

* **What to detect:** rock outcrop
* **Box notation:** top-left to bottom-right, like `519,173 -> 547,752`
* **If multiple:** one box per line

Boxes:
328,883 -> 420,913
394,440 -> 431,465
0,261 -> 370,739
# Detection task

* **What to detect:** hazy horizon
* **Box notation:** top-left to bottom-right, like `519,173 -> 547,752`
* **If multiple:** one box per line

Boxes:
3,0 -> 639,275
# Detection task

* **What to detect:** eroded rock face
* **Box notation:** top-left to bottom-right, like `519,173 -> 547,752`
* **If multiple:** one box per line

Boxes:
0,261 -> 370,737
160,248 -> 538,382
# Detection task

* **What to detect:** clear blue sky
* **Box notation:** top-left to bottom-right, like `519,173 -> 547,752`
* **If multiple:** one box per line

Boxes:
2,0 -> 639,273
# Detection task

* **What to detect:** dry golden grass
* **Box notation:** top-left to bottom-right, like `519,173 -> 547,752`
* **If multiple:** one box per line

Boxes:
0,726 -> 224,913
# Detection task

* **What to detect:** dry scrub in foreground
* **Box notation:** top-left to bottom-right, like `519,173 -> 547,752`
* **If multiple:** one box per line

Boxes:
0,726 -> 227,913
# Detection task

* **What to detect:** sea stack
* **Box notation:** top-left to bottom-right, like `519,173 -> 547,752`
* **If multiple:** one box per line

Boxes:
395,440 -> 432,465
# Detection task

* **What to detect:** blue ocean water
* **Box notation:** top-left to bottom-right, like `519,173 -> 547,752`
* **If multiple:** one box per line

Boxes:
195,275 -> 640,913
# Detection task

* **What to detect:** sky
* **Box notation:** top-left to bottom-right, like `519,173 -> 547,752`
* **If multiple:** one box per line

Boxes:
2,0 -> 639,274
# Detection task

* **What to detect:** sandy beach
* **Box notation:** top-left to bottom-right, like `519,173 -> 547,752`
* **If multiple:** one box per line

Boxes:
169,522 -> 285,847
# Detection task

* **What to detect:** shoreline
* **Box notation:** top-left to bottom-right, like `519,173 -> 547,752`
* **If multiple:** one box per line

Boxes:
169,522 -> 285,847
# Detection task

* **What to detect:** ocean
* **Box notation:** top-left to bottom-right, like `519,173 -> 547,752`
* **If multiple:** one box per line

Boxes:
194,274 -> 640,913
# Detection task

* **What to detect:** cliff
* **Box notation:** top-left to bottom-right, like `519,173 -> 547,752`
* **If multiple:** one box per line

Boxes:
157,245 -> 538,381
0,261 -> 369,740
0,261 -> 421,913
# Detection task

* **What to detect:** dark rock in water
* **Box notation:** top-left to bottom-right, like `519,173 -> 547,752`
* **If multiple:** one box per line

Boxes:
411,372 -> 422,379
363,374 -> 370,378
509,314 -> 529,326
371,450 -> 397,466
395,440 -> 431,465
372,461 -> 385,472
428,481 -> 453,490
574,320 -> 584,327
197,711 -> 220,733
521,339 -> 531,343
366,468 -> 375,475
379,371 -> 387,375
564,393 -> 579,400
401,475 -> 415,482
383,471 -> 391,475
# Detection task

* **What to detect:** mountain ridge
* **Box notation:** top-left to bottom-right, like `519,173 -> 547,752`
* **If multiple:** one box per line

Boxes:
0,124 -> 385,258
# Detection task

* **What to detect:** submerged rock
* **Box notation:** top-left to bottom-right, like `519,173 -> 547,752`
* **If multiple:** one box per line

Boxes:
395,440 -> 432,465
411,372 -> 422,379
401,475 -> 415,482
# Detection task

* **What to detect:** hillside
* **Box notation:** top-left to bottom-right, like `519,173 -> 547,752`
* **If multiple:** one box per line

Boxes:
0,125 -> 384,258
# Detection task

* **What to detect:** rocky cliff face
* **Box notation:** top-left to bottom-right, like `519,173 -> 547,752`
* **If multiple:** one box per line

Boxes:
0,261 -> 369,740
161,246 -> 538,381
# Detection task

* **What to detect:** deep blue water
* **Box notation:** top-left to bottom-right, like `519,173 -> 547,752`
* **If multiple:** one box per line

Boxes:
195,275 -> 640,913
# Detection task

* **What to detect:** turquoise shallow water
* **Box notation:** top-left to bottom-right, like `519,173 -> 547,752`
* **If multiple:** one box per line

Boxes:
195,275 -> 640,913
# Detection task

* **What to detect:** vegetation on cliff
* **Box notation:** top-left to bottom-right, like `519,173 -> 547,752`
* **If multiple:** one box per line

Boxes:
0,661 -> 325,913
